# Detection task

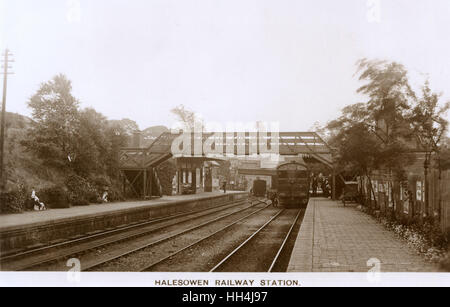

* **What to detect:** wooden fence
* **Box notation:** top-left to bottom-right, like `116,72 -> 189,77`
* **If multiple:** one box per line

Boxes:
358,169 -> 450,233
440,171 -> 450,233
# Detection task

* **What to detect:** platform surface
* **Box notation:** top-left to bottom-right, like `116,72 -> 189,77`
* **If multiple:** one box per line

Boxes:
0,191 -> 242,231
287,198 -> 438,272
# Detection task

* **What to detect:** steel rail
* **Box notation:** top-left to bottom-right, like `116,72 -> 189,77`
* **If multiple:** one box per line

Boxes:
1,197 -> 247,261
140,201 -> 273,272
1,197 -> 255,271
267,209 -> 303,272
209,209 -> 285,272
85,200 -> 271,272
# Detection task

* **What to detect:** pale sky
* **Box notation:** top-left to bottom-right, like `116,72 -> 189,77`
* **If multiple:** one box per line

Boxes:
1,0 -> 449,131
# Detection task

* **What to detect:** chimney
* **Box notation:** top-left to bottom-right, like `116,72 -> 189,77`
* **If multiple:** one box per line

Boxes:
132,131 -> 143,148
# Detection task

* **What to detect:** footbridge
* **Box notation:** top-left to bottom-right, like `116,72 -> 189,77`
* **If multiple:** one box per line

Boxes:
119,131 -> 334,198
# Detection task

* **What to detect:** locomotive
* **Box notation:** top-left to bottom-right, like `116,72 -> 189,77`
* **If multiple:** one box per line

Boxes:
270,161 -> 311,208
252,179 -> 267,197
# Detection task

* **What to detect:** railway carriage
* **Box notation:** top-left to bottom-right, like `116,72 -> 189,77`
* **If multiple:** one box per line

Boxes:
272,162 -> 310,208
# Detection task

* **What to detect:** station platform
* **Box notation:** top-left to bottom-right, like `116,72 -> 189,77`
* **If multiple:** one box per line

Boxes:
287,198 -> 438,272
0,191 -> 248,255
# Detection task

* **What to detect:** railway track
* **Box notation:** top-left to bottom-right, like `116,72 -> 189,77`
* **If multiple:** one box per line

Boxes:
139,204 -> 276,272
140,207 -> 304,273
211,208 -> 303,272
0,197 -> 266,271
82,201 -> 270,271
267,209 -> 304,272
87,199 -> 272,272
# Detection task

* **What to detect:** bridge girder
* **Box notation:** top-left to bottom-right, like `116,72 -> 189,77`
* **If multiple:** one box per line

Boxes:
119,131 -> 336,200
119,131 -> 333,170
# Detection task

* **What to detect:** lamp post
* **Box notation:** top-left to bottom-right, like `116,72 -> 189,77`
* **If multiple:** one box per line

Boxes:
1,49 -> 14,192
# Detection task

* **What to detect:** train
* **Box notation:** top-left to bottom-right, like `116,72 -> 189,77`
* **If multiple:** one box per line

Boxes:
252,179 -> 267,197
269,161 -> 311,208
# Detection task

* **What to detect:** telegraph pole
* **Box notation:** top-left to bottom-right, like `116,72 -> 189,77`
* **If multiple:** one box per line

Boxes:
0,49 -> 14,192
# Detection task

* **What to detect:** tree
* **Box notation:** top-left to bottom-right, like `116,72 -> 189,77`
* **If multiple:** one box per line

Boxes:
309,121 -> 331,142
73,109 -> 130,179
330,122 -> 377,173
171,104 -> 203,132
327,121 -> 384,204
409,81 -> 450,168
327,103 -> 372,144
23,74 -> 80,168
329,60 -> 419,177
356,59 -> 416,142
217,160 -> 232,183
108,119 -> 140,136
327,102 -> 412,176
408,82 -> 450,213
440,137 -> 450,170
71,108 -> 109,176
23,75 -> 129,182
104,120 -> 130,178
324,59 -> 423,207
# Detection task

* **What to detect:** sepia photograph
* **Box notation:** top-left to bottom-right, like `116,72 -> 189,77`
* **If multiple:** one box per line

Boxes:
0,0 -> 449,291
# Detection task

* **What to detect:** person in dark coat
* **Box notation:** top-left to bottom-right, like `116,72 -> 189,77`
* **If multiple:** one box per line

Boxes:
312,177 -> 318,197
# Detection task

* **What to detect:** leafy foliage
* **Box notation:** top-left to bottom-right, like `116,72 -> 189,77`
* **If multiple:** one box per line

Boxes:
65,175 -> 98,205
440,138 -> 450,170
39,186 -> 70,209
12,74 -> 134,211
410,82 -> 449,148
356,59 -> 415,123
108,119 -> 139,136
0,184 -> 28,213
440,252 -> 450,272
377,215 -> 449,266
408,81 -> 450,168
326,59 -> 449,178
106,188 -> 125,202
217,160 -> 232,183
157,160 -> 177,196
22,74 -> 132,179
171,104 -> 204,132
331,123 -> 380,175
23,74 -> 80,169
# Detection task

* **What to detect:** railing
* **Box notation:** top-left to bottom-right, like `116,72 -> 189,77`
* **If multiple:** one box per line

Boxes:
119,131 -> 334,169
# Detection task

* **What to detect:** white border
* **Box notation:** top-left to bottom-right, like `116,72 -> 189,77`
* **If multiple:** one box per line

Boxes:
1,272 -> 449,287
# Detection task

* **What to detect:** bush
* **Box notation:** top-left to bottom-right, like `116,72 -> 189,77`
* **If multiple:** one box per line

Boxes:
421,219 -> 449,250
439,252 -> 450,272
157,160 -> 176,196
374,212 -> 449,264
107,188 -> 125,202
39,186 -> 70,209
89,174 -> 111,191
65,175 -> 97,206
0,185 -> 28,214
71,199 -> 90,206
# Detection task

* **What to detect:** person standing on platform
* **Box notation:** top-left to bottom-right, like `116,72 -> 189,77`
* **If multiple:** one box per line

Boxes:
312,176 -> 318,197
222,181 -> 227,194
